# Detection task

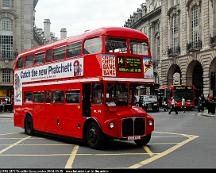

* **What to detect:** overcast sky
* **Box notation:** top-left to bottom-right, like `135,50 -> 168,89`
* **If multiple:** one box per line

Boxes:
35,0 -> 145,38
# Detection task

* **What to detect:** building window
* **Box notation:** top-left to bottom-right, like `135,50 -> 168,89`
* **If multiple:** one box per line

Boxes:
191,5 -> 201,48
2,69 -> 11,83
2,0 -> 14,8
156,35 -> 160,61
0,18 -> 13,31
0,35 -> 13,59
171,14 -> 179,52
0,17 -> 14,59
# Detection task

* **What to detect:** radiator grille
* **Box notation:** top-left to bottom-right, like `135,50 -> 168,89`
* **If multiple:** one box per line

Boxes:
122,118 -> 145,137
122,118 -> 133,136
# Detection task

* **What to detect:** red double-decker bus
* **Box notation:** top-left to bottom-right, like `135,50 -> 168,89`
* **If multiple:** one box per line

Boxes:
158,85 -> 195,110
14,27 -> 154,149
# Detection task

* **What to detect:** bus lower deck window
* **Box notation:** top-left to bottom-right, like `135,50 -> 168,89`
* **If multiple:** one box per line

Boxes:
52,91 -> 64,103
66,91 -> 80,104
33,92 -> 44,103
24,92 -> 33,103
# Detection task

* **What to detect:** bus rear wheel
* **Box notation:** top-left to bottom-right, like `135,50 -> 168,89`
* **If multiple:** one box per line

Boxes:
135,134 -> 151,147
24,116 -> 34,135
85,121 -> 104,149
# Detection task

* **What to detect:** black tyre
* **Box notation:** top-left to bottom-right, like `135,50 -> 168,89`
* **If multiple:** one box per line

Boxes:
24,116 -> 34,135
85,121 -> 104,149
135,134 -> 151,147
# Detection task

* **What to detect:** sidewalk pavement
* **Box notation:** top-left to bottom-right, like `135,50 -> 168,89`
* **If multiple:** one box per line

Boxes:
0,112 -> 14,118
197,109 -> 216,117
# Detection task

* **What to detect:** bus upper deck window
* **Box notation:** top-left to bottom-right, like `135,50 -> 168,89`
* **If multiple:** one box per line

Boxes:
67,42 -> 82,58
130,41 -> 148,55
16,57 -> 24,69
106,38 -> 127,53
53,47 -> 65,61
84,37 -> 102,54
46,49 -> 53,62
25,55 -> 35,67
35,52 -> 45,65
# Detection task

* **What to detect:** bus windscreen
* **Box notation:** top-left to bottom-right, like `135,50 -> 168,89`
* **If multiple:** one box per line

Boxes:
174,86 -> 193,102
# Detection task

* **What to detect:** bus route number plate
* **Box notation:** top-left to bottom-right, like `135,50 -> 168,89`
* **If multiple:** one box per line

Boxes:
127,136 -> 141,141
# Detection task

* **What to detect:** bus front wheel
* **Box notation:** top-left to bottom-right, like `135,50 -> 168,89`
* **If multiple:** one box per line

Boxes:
85,121 -> 104,149
24,116 -> 34,135
135,134 -> 151,147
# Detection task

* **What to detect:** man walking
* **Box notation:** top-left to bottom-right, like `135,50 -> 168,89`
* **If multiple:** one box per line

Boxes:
181,97 -> 186,113
169,97 -> 178,114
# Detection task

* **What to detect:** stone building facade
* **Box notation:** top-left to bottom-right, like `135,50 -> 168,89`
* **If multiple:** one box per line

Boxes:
160,0 -> 216,98
0,0 -> 58,99
124,0 -> 162,84
125,0 -> 216,99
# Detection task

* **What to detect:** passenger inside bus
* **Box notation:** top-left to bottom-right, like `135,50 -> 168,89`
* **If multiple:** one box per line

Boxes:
92,84 -> 103,104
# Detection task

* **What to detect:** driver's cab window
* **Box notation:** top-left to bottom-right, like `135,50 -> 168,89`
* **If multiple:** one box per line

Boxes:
106,83 -> 128,106
92,83 -> 103,104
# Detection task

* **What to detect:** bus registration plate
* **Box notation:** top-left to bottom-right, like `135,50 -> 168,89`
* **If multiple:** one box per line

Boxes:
127,136 -> 141,141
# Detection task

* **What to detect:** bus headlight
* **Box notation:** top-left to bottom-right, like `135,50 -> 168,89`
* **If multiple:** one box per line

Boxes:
148,120 -> 153,126
109,122 -> 115,129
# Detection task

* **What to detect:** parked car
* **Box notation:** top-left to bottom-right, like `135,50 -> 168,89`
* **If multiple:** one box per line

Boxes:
139,95 -> 159,112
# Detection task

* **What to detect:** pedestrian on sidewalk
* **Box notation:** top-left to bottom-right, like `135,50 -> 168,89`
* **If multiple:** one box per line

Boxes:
198,94 -> 205,112
169,97 -> 178,114
181,97 -> 186,113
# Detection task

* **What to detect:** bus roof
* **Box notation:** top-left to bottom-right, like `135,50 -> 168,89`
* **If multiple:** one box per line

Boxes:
17,27 -> 148,58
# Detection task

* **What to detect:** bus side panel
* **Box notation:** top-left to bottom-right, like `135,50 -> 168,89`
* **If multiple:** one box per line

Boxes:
14,106 -> 25,128
32,103 -> 46,132
62,104 -> 83,138
43,102 -> 53,133
61,83 -> 83,138
84,55 -> 102,78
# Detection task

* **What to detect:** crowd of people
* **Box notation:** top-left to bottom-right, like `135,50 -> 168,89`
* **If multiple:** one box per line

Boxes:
167,94 -> 215,115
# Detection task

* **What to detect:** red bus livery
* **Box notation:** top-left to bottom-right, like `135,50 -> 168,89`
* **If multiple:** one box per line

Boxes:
14,27 -> 154,149
159,85 -> 195,110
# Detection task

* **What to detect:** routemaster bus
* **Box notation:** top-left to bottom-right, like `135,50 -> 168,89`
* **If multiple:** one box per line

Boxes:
158,85 -> 195,110
14,27 -> 154,149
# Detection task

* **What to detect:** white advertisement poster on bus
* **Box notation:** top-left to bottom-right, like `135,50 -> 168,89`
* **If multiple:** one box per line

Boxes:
14,58 -> 84,106
143,57 -> 153,79
102,54 -> 116,77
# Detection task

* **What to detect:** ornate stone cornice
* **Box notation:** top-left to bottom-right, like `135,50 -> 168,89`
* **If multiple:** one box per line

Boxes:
186,0 -> 202,10
0,9 -> 18,19
167,6 -> 181,17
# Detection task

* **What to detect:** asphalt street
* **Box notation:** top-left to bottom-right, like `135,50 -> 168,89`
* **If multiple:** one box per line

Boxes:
0,110 -> 215,169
